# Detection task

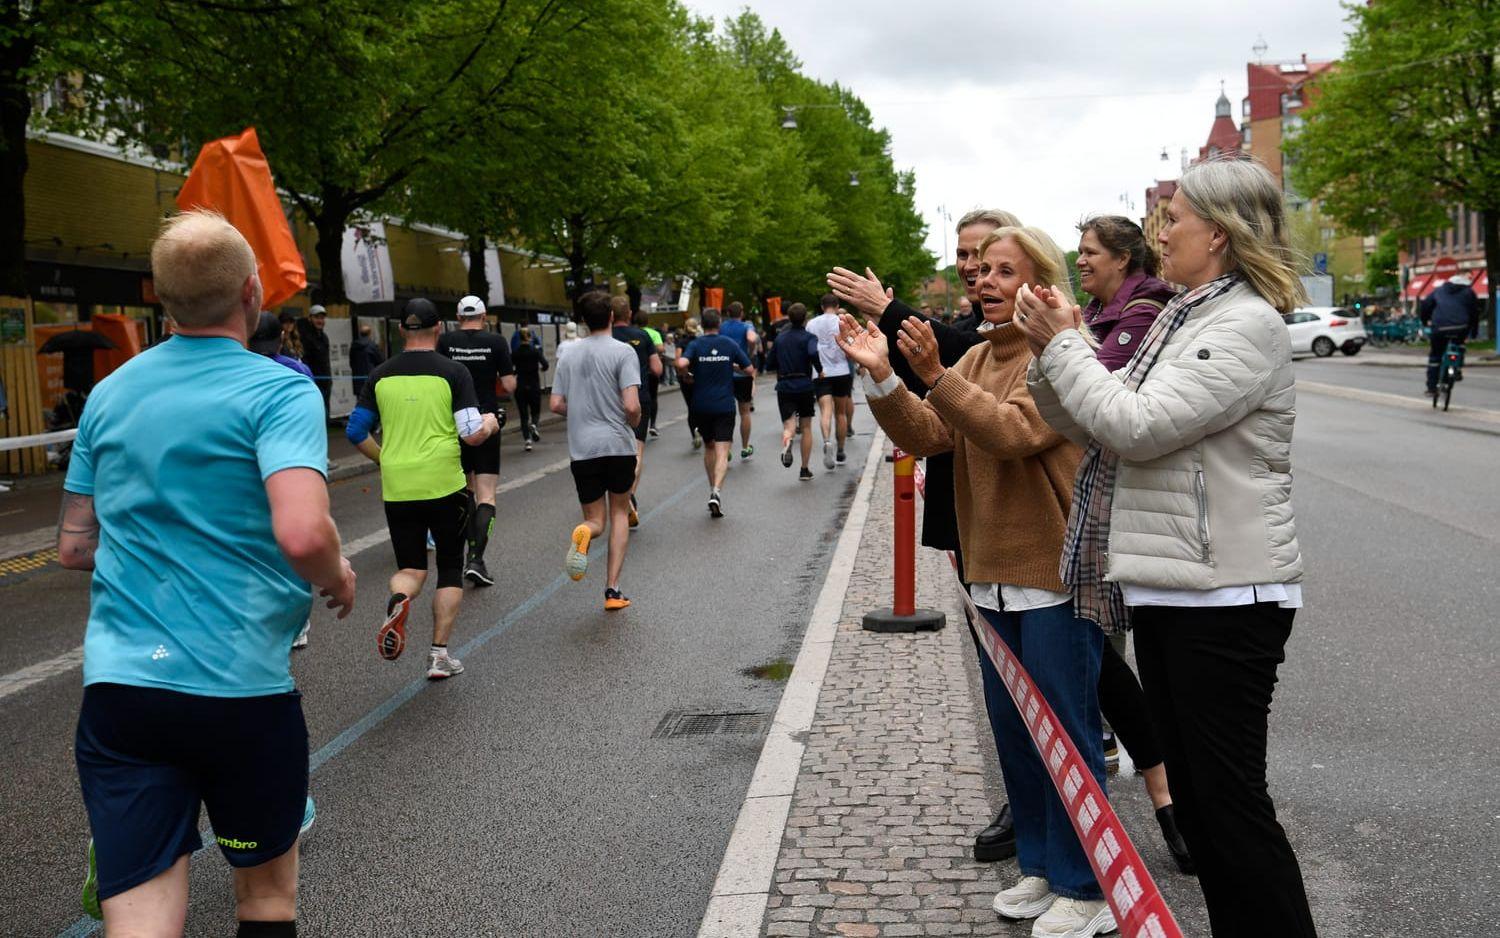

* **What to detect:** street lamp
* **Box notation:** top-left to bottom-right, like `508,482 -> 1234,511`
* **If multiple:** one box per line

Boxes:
937,204 -> 953,314
776,103 -> 845,131
848,171 -> 860,187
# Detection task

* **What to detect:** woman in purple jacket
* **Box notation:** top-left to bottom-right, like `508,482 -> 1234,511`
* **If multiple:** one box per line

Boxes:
1075,216 -> 1178,369
1072,215 -> 1195,873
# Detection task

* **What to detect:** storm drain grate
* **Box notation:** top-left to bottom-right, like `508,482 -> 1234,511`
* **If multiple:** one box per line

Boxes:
652,710 -> 769,738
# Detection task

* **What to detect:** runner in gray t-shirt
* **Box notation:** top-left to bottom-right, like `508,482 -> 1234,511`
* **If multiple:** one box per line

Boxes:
550,291 -> 642,611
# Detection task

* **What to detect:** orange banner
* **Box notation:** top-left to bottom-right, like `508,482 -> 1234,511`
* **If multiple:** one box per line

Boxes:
767,296 -> 783,322
704,287 -> 724,311
176,127 -> 307,309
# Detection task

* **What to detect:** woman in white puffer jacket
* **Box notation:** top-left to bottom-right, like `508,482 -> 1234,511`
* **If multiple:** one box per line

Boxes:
1014,157 -> 1316,938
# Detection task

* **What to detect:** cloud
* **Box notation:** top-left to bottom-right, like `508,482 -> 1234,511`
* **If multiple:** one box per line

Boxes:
688,0 -> 1352,267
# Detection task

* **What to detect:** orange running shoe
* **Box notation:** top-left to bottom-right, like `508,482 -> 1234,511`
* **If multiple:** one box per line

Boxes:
565,524 -> 592,581
377,595 -> 410,660
604,588 -> 631,611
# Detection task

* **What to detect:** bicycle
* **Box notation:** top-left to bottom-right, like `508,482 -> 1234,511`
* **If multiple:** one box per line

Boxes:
1432,338 -> 1466,411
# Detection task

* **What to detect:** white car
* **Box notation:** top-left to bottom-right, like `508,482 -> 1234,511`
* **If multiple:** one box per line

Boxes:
1283,307 -> 1367,357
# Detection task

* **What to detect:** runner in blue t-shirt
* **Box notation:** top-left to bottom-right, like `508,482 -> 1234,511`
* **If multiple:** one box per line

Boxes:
717,301 -> 759,460
62,212 -> 354,934
677,308 -> 754,516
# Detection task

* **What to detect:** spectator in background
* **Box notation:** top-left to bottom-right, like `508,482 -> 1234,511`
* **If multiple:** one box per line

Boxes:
1419,271 -> 1481,396
349,323 -> 385,397
279,310 -> 304,362
556,321 -> 582,364
1074,216 -> 1176,371
296,305 -> 333,422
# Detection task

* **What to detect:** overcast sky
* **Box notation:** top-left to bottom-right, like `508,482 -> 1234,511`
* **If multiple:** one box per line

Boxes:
685,0 -> 1353,272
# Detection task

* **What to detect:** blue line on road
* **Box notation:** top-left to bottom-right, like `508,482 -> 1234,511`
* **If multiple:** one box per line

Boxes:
55,475 -> 703,937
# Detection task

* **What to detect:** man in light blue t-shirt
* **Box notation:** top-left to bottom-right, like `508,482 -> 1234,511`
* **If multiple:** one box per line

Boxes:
60,211 -> 354,936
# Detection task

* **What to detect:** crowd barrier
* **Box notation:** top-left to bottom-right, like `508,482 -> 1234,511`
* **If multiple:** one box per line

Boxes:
912,459 -> 1184,938
0,429 -> 76,453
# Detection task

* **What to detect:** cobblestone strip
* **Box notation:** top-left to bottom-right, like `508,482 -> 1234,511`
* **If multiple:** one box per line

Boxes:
763,457 -> 1025,938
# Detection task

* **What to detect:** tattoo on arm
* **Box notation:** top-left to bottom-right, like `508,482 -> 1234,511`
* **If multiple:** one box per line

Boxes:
58,492 -> 100,568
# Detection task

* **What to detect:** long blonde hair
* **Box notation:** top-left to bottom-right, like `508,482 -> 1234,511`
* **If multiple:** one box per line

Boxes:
1178,156 -> 1307,314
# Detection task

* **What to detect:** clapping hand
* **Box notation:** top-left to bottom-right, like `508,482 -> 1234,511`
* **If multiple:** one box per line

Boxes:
827,267 -> 895,316
837,313 -> 892,380
1014,283 -> 1084,359
895,317 -> 944,386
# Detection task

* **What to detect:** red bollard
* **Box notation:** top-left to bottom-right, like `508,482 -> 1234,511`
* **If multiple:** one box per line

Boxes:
863,447 -> 946,633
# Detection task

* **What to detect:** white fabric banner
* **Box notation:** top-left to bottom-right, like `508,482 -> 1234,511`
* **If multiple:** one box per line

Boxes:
323,318 -> 356,417
340,221 -> 394,305
677,276 -> 694,312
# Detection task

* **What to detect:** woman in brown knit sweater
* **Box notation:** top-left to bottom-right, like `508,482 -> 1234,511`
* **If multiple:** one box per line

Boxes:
839,227 -> 1115,938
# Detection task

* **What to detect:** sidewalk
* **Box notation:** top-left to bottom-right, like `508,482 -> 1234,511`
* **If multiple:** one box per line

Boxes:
746,454 -> 1210,937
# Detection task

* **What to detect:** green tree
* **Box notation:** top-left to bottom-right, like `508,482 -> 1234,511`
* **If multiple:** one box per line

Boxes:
1365,230 -> 1400,296
57,0 -> 604,303
1287,0 -> 1500,336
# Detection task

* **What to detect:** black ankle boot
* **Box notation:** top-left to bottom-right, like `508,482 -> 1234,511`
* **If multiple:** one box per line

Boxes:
1155,804 -> 1195,875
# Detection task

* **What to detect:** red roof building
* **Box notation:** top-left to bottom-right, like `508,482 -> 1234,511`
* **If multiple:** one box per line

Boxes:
1197,89 -> 1243,163
1241,55 -> 1337,195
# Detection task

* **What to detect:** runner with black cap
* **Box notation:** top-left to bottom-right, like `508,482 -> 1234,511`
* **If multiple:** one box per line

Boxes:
347,297 -> 499,679
436,295 -> 515,587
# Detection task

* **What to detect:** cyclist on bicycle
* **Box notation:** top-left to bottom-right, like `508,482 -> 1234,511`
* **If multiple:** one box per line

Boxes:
1420,272 -> 1481,397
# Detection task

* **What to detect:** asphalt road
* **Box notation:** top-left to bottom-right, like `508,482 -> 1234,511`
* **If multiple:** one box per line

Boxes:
0,381 -> 878,937
1295,352 -> 1500,410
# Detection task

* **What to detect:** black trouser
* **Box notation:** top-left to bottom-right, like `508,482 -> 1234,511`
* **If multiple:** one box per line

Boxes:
1426,326 -> 1467,390
646,372 -> 660,428
1098,637 -> 1162,771
314,377 -> 332,420
1133,603 -> 1316,938
515,385 -> 542,437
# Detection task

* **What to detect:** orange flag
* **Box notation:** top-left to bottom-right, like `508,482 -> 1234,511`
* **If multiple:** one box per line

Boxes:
704,287 -> 724,310
767,296 -> 783,321
176,127 -> 306,309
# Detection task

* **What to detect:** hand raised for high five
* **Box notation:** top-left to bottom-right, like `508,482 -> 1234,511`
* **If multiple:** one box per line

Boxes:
836,313 -> 892,381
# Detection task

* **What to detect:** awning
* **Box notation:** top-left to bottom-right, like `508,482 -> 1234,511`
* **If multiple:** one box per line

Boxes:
1403,273 -> 1432,299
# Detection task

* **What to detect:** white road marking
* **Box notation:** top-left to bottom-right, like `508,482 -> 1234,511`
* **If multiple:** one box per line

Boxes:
697,428 -> 887,938
1299,379 -> 1500,423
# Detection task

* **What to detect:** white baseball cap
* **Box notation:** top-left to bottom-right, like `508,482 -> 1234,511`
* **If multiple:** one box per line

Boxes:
457,295 -> 486,317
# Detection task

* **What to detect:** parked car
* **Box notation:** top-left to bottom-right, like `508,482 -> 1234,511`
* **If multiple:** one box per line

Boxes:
1284,306 -> 1368,357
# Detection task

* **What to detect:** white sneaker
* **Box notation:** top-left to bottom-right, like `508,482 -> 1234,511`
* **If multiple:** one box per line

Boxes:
822,440 -> 835,470
426,650 -> 465,680
993,876 -> 1056,920
1031,896 -> 1116,937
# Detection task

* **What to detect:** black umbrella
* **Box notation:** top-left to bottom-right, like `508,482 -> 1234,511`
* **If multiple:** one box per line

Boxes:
39,330 -> 117,354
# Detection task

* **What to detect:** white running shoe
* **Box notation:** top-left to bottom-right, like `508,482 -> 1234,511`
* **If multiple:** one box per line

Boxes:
993,876 -> 1057,920
1030,897 -> 1117,937
292,621 -> 310,649
426,649 -> 465,680
780,439 -> 794,467
822,440 -> 835,470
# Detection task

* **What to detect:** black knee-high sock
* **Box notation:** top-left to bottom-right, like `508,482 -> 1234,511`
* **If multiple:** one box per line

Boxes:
237,921 -> 296,938
468,503 -> 496,558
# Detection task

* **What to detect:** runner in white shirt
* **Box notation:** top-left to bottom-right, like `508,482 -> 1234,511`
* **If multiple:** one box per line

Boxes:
805,294 -> 852,468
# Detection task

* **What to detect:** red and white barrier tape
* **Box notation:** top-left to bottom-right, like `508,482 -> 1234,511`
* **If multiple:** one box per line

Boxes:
911,455 -> 1184,938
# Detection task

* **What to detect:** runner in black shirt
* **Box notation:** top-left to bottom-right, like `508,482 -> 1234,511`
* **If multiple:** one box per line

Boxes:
611,295 -> 662,527
510,327 -> 548,451
436,295 -> 516,587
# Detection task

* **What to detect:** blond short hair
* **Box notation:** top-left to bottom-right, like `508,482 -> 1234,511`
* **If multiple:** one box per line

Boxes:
957,208 -> 1023,234
151,210 -> 257,328
980,226 -> 1097,346
609,294 -> 631,317
1178,157 -> 1307,314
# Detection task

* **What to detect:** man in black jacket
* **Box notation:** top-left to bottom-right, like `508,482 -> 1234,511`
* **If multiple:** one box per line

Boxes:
349,323 -> 385,398
828,207 -> 1022,864
297,305 -> 334,421
1419,273 -> 1482,395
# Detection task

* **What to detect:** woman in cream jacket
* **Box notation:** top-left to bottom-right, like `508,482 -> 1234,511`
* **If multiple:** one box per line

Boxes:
1016,157 -> 1315,938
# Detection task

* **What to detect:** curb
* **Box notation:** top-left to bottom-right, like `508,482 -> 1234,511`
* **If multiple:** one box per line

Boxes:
696,428 -> 888,938
1298,379 -> 1500,423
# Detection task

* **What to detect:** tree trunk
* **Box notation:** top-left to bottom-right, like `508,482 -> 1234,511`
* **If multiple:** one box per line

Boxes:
625,280 -> 642,317
0,30 -> 35,297
309,190 -> 355,305
466,234 -> 488,302
1483,208 -> 1498,342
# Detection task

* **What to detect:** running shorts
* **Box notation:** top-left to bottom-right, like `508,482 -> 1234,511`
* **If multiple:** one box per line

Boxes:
777,390 -> 817,422
695,412 -> 736,444
75,682 -> 308,901
570,455 -> 637,504
815,374 -> 854,399
460,434 -> 501,476
384,489 -> 470,588
733,376 -> 754,404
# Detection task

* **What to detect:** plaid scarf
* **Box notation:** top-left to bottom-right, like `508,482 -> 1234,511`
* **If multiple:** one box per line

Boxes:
1060,273 -> 1242,633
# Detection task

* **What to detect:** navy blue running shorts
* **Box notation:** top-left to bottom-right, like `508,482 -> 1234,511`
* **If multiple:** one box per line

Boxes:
75,682 -> 308,901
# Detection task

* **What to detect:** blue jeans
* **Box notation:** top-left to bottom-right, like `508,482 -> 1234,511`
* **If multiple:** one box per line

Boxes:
976,600 -> 1106,900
